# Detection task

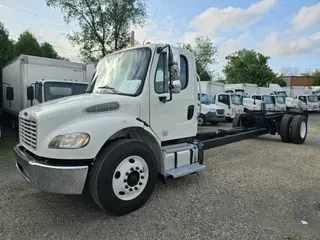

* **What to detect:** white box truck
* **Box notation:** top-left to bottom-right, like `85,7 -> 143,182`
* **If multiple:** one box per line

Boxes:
2,55 -> 89,130
225,83 -> 259,97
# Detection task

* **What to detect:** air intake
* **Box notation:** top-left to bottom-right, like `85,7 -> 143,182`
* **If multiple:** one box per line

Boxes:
85,102 -> 119,113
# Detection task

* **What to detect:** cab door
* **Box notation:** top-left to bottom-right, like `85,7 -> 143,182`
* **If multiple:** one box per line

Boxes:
149,51 -> 197,141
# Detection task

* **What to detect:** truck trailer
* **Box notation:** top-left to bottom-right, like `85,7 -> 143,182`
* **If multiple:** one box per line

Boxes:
14,43 -> 309,216
1,55 -> 89,130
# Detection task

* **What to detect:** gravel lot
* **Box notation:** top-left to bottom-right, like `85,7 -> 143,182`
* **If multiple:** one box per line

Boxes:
1,114 -> 320,240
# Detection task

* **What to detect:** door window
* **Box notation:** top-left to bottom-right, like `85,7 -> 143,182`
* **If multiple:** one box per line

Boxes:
299,96 -> 307,103
35,83 -> 42,103
218,94 -> 230,105
155,54 -> 188,93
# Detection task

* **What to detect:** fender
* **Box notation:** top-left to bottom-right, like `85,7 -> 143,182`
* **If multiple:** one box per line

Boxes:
36,115 -> 161,160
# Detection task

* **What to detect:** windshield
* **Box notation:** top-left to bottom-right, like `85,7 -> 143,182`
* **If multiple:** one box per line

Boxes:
262,95 -> 272,104
308,95 -> 319,102
235,90 -> 245,98
44,82 -> 88,102
231,94 -> 243,105
200,93 -> 214,105
88,48 -> 151,96
276,96 -> 285,104
277,91 -> 287,97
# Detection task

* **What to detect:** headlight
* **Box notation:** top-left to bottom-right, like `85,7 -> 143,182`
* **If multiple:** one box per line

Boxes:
49,133 -> 90,149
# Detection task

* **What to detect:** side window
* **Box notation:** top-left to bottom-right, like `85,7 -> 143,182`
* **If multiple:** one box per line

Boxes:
155,54 -> 168,93
218,94 -> 230,105
180,56 -> 188,89
154,54 -> 189,93
299,96 -> 306,103
252,95 -> 261,100
35,83 -> 42,103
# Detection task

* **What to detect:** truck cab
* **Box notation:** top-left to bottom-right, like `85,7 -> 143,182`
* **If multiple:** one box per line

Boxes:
296,95 -> 319,111
251,94 -> 274,111
198,93 -> 225,126
29,80 -> 88,105
214,93 -> 244,121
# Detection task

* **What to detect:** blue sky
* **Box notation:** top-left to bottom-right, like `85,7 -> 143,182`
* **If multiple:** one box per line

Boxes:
0,0 -> 320,77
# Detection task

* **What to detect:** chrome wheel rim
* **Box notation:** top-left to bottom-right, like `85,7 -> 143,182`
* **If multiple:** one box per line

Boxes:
300,121 -> 307,139
112,156 -> 149,201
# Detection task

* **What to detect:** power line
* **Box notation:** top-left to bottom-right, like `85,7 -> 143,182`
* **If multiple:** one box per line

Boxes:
0,2 -> 77,29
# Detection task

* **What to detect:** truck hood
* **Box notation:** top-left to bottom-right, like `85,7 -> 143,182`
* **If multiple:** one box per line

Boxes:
24,93 -> 139,118
204,103 -> 224,111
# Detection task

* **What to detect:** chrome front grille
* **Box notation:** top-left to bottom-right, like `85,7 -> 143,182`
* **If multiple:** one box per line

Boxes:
19,118 -> 37,150
216,109 -> 225,116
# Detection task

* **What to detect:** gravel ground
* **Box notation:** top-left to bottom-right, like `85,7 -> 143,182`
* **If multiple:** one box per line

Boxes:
0,114 -> 320,240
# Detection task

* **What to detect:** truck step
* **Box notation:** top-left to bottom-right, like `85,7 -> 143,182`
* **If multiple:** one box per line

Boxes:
167,163 -> 206,178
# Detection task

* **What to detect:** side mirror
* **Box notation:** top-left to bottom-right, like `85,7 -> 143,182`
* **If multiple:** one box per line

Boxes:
6,86 -> 14,101
27,86 -> 34,101
168,47 -> 180,82
172,80 -> 181,93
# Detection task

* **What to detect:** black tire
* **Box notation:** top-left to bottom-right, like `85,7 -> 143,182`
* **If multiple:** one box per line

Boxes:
280,114 -> 294,142
198,114 -> 205,126
211,121 -> 219,125
88,139 -> 158,215
232,114 -> 243,128
290,115 -> 308,144
226,117 -> 233,123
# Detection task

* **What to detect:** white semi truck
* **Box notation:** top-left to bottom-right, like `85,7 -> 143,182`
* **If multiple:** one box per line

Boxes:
1,55 -> 89,130
201,81 -> 244,121
14,43 -> 309,216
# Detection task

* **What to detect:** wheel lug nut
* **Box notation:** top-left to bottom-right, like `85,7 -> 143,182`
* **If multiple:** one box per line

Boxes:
125,185 -> 129,189
126,172 -> 129,176
123,179 -> 127,182
129,188 -> 133,192
136,167 -> 139,170
141,176 -> 144,179
139,170 -> 143,173
139,182 -> 142,185
130,168 -> 134,171
134,187 -> 138,190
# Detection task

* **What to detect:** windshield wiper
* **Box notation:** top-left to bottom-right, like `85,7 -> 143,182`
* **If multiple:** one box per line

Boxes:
98,85 -> 118,94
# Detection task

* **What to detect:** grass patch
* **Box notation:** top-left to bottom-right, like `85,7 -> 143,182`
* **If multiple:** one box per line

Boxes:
0,128 -> 18,161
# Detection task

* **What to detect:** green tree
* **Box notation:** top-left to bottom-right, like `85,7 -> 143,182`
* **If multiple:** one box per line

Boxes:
14,31 -> 41,57
312,71 -> 320,86
223,49 -> 278,87
40,42 -> 59,58
0,22 -> 15,68
179,36 -> 217,81
46,0 -> 148,62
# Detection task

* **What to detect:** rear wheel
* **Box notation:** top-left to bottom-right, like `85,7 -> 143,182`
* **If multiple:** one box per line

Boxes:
198,115 -> 205,126
280,114 -> 294,142
89,139 -> 157,215
290,115 -> 307,144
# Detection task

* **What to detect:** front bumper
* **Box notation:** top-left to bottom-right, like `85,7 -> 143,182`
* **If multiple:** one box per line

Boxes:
14,144 -> 89,194
205,112 -> 225,122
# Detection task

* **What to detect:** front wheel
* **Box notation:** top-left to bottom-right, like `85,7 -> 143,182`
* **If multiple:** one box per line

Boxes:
88,139 -> 158,215
198,115 -> 205,126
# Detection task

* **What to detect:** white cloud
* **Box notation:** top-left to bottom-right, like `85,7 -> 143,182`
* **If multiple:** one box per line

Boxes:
292,3 -> 320,32
189,0 -> 277,36
260,31 -> 320,58
132,16 -> 182,45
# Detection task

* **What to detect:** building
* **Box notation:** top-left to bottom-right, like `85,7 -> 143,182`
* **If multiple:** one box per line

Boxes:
281,76 -> 315,86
